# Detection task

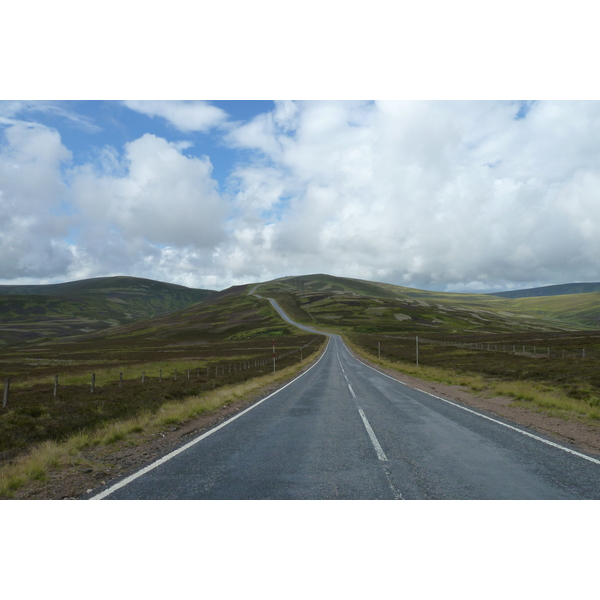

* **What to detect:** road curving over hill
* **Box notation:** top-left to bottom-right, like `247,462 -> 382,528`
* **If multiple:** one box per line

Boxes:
91,289 -> 600,499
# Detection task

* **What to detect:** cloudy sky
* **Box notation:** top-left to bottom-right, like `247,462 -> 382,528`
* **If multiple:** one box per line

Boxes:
3,98 -> 600,293
3,1 -> 600,293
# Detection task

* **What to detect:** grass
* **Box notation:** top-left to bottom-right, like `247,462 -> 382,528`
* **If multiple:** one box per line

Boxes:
0,339 -> 327,498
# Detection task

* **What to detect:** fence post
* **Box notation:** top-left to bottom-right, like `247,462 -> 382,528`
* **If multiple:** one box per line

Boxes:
142,371 -> 145,383
378,342 -> 381,359
159,369 -> 162,382
91,373 -> 95,393
175,369 -> 178,381
54,374 -> 58,397
416,336 -> 419,367
3,378 -> 10,408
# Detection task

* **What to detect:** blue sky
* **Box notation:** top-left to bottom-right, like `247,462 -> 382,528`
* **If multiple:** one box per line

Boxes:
4,99 -> 600,292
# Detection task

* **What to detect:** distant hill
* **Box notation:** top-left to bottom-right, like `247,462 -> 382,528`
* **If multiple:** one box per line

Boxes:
0,276 -> 216,347
257,274 -> 592,334
0,275 -> 214,301
489,283 -> 600,299
5,273 -> 600,350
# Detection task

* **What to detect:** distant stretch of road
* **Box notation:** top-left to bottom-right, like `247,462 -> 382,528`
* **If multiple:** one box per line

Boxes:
92,291 -> 600,499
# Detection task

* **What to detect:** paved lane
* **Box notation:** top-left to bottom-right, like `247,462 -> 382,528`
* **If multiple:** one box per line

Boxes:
93,298 -> 600,500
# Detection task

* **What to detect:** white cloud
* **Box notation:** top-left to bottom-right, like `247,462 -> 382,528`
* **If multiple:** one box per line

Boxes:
123,100 -> 229,132
219,100 -> 600,291
0,121 -> 74,279
70,133 -> 228,249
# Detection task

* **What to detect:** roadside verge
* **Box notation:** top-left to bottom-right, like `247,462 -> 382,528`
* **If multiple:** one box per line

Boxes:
343,336 -> 600,457
1,339 -> 328,500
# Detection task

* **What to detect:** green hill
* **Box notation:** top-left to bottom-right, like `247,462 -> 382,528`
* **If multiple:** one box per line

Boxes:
4,272 -> 600,350
490,282 -> 600,299
0,276 -> 216,347
256,274 -> 600,334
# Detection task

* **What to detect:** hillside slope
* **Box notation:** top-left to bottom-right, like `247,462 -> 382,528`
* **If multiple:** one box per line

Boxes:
490,282 -> 600,299
0,276 -> 216,347
257,274 -> 600,334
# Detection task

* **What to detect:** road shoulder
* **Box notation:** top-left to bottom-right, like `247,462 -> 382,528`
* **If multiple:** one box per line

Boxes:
347,346 -> 600,458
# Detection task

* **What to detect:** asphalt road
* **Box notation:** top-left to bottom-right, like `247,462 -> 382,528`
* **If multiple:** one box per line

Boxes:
92,297 -> 600,500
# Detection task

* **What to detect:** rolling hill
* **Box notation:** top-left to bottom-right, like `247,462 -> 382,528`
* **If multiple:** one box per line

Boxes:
0,276 -> 216,347
490,282 -> 600,299
256,274 -> 600,334
4,272 -> 600,351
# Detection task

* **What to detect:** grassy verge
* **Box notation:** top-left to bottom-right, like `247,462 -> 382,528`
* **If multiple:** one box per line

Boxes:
343,337 -> 600,422
0,339 -> 327,499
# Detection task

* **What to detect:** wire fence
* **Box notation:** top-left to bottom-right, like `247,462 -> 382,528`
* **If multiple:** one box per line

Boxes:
384,335 -> 600,360
1,336 -> 323,408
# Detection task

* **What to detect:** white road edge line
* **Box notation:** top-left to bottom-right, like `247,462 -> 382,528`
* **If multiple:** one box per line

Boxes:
348,383 -> 356,398
347,343 -> 600,467
358,408 -> 388,461
414,388 -> 600,466
90,338 -> 331,500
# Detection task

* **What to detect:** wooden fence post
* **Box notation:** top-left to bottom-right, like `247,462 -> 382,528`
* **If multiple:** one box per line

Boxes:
91,373 -> 96,393
142,371 -> 145,383
159,369 -> 162,382
54,374 -> 58,397
3,378 -> 10,408
119,372 -> 123,388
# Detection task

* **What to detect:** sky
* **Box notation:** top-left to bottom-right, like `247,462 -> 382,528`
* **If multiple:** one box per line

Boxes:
2,2 -> 600,294
3,98 -> 600,293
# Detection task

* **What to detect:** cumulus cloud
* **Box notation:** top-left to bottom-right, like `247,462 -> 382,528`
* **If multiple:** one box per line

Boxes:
123,100 -> 229,132
4,100 -> 600,292
0,121 -> 75,279
219,100 -> 600,291
70,133 -> 227,248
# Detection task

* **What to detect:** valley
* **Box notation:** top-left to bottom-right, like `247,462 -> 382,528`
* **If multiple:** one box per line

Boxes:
3,272 -> 600,498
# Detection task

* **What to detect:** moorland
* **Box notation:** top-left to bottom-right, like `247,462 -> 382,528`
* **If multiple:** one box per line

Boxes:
3,272 -> 600,498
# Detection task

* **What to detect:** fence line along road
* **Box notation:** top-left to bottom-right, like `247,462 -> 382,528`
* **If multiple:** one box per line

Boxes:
0,336 -> 323,405
379,335 -> 598,360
